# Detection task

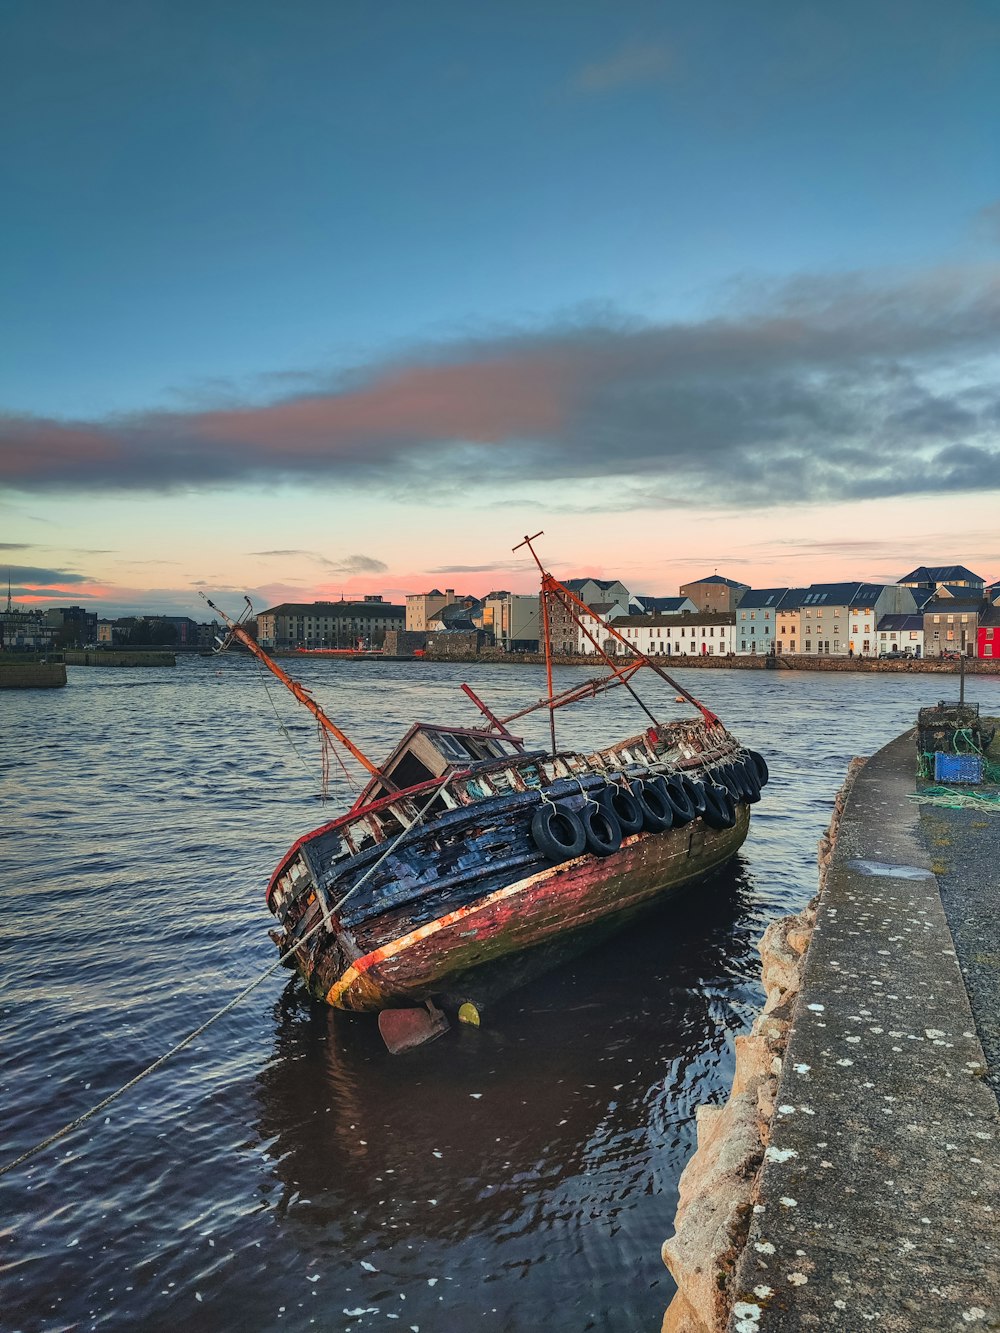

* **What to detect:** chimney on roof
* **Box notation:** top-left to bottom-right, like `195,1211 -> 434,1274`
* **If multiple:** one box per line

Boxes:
445,588 -> 454,600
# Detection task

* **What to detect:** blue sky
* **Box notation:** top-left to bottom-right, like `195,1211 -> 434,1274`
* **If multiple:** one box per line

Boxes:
1,1 -> 998,614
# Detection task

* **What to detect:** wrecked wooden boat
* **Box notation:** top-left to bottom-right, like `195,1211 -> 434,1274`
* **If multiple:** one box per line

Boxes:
205,535 -> 768,1042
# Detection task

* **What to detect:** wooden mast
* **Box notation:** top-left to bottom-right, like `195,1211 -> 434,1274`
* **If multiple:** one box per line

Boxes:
514,532 -> 558,754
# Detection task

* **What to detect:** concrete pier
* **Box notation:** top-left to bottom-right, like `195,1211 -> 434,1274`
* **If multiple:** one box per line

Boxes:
0,661 -> 67,688
662,724 -> 1000,1331
731,730 -> 1000,1329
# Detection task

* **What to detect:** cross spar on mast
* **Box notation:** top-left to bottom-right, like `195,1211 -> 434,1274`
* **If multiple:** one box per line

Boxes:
511,534 -> 721,736
201,594 -> 396,789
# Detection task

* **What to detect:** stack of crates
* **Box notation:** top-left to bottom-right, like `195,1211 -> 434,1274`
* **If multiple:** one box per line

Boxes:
917,702 -> 984,785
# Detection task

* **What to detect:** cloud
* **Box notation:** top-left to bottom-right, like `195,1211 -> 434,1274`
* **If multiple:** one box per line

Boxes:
2,265 -> 999,509
0,542 -> 32,550
251,549 -> 387,574
5,564 -> 90,586
427,562 -> 533,574
572,42 -> 673,94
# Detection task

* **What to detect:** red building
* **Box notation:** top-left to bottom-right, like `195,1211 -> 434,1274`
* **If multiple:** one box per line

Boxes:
977,606 -> 1000,660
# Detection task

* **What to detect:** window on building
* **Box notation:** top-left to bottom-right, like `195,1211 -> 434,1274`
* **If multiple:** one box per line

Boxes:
805,640 -> 812,651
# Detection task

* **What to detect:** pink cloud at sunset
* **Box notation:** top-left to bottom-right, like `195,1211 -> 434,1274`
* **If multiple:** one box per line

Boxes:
2,266 -> 997,511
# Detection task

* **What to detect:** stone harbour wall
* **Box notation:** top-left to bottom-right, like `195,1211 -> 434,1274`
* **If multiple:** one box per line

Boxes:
659,759 -> 867,1333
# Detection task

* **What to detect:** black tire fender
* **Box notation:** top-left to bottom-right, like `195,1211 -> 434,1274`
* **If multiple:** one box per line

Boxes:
657,773 -> 697,825
745,749 -> 769,788
715,763 -> 743,802
630,779 -> 674,832
701,782 -> 737,830
684,777 -> 708,816
579,802 -> 623,856
599,783 -> 644,836
736,759 -> 762,804
530,803 -> 587,860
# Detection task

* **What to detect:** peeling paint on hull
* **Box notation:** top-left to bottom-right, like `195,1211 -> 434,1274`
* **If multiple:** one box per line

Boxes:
307,807 -> 750,1012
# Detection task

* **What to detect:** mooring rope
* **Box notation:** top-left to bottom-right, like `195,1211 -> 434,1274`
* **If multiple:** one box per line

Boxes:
0,783 -> 443,1181
908,785 -> 1000,813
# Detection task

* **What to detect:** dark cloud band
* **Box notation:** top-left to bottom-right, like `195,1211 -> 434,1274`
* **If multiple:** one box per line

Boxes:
2,267 -> 998,507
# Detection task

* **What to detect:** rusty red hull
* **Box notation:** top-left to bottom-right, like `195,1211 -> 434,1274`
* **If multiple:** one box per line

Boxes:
309,807 -> 749,1012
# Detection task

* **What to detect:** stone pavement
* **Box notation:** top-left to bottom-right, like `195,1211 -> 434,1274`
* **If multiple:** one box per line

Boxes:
729,729 -> 1000,1331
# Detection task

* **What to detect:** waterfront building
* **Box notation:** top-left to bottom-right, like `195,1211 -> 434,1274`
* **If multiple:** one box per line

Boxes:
735,588 -> 791,655
481,591 -> 540,650
977,605 -> 1000,659
776,583 -> 916,657
679,575 -> 748,614
611,611 -> 736,656
0,589 -> 54,651
922,596 -> 985,657
634,595 -> 698,615
427,598 -> 484,632
898,564 -> 985,593
258,597 -> 404,649
547,577 -> 631,656
876,614 -> 925,657
405,589 -> 479,632
45,605 -> 98,646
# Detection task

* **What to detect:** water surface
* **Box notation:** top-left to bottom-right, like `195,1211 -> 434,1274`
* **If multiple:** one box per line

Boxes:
3,658 -> 995,1331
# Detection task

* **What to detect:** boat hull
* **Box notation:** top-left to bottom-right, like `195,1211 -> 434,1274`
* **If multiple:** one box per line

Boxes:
312,806 -> 750,1012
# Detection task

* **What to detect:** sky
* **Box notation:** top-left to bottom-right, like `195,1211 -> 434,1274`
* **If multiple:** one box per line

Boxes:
2,0 -> 999,618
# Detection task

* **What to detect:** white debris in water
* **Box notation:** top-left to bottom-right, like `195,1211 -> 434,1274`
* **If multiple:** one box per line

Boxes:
779,1197 -> 798,1208
836,1058 -> 854,1067
427,1278 -> 438,1287
777,1105 -> 796,1116
806,1004 -> 825,1012
925,1029 -> 946,1039
470,1094 -> 482,1100
360,1261 -> 378,1272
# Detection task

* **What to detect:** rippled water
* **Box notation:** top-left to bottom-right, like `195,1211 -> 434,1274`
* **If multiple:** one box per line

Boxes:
3,658 -> 997,1332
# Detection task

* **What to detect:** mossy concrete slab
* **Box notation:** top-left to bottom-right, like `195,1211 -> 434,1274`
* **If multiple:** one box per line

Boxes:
730,730 -> 1000,1330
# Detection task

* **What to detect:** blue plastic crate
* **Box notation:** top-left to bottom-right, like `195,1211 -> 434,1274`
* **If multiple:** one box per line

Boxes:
933,752 -> 983,784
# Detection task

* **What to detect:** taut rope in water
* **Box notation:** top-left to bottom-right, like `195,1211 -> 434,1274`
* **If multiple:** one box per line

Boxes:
0,783 -> 443,1181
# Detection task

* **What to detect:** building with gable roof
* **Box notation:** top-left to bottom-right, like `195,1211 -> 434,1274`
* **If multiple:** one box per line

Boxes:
633,595 -> 698,615
898,565 -> 985,592
611,611 -> 736,657
876,614 -> 925,657
776,583 -> 917,657
734,588 -> 792,655
547,576 -> 631,656
922,595 -> 986,657
679,574 -> 748,614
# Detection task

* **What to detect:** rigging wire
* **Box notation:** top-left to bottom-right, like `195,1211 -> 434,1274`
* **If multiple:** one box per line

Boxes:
0,781 -> 444,1182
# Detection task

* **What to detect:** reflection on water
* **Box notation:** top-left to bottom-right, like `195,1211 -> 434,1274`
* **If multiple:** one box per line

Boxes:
1,658 -> 996,1331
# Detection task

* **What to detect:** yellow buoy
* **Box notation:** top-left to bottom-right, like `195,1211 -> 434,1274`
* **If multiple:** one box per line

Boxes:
458,1002 -> 482,1027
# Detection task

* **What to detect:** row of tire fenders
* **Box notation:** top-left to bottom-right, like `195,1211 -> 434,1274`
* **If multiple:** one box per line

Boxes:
529,750 -> 770,861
